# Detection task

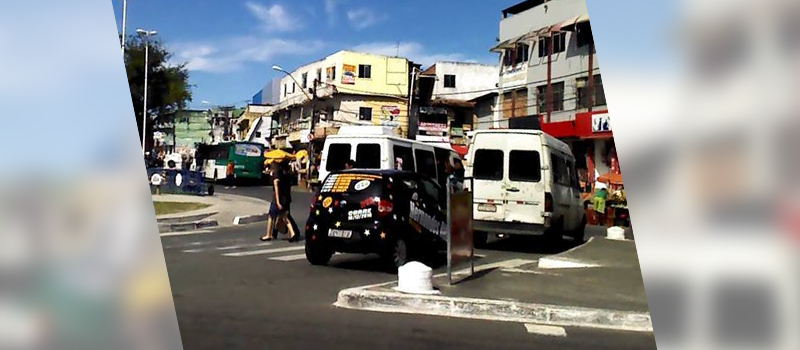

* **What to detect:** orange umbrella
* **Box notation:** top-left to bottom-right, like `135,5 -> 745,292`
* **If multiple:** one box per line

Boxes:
597,172 -> 624,185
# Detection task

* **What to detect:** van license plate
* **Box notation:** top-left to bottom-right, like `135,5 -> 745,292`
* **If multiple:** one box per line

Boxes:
328,229 -> 353,238
477,204 -> 497,212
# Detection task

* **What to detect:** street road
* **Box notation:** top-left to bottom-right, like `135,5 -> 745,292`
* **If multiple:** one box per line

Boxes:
162,185 -> 650,349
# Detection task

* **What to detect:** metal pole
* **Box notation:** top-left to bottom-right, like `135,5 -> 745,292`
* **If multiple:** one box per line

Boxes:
121,0 -> 127,51
142,41 -> 149,155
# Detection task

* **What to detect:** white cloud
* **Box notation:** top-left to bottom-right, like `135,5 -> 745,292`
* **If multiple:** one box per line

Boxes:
170,37 -> 326,73
325,0 -> 338,27
245,2 -> 300,32
350,42 -> 473,68
346,8 -> 387,30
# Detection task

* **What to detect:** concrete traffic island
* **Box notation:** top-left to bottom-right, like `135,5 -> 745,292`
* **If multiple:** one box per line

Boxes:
334,238 -> 652,332
154,193 -> 271,233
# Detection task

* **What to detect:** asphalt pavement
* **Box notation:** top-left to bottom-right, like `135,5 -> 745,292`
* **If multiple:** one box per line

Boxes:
160,185 -> 651,349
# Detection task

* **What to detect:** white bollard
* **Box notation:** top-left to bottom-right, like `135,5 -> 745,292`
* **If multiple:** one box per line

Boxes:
395,261 -> 440,295
607,226 -> 626,241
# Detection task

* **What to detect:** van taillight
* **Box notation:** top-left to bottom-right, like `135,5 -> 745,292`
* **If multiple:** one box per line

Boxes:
544,193 -> 554,212
378,199 -> 394,217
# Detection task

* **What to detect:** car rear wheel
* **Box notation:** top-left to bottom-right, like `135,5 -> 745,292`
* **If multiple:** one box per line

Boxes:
385,238 -> 409,270
305,241 -> 333,266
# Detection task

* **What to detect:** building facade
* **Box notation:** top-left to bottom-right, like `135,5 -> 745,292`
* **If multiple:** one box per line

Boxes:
491,0 -> 615,190
268,50 -> 414,150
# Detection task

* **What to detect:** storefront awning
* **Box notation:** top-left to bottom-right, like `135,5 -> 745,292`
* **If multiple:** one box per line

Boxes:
490,26 -> 555,52
561,14 -> 590,32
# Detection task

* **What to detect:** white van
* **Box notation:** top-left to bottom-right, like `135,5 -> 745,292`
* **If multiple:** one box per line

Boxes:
464,130 -> 586,246
319,126 -> 460,186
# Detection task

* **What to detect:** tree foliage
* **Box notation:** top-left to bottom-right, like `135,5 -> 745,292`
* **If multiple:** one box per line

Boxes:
124,36 -> 192,152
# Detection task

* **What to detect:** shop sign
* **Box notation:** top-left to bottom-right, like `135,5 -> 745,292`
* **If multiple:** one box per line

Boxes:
418,122 -> 448,132
592,113 -> 611,133
379,106 -> 401,127
342,64 -> 356,85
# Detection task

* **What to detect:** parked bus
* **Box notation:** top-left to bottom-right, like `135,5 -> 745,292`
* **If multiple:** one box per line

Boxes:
196,142 -> 265,183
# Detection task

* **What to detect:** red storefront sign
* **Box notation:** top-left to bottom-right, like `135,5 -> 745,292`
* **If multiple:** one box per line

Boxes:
538,110 -> 612,139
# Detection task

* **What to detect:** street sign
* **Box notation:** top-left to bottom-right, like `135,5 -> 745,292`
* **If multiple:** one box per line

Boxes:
447,178 -> 474,285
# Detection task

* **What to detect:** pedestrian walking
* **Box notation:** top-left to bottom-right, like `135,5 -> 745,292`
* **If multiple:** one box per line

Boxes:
261,159 -> 300,242
260,162 -> 281,241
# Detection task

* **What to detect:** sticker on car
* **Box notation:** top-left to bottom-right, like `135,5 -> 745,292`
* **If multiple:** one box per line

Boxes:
348,208 -> 372,221
354,180 -> 371,191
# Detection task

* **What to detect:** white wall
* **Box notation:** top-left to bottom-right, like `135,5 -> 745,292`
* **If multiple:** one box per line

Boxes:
499,0 -> 588,41
431,62 -> 499,101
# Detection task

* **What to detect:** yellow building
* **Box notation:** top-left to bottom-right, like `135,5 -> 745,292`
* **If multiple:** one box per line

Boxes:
270,50 -> 419,149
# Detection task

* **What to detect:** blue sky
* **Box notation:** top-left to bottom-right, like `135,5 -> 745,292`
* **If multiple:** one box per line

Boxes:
111,0 -> 525,109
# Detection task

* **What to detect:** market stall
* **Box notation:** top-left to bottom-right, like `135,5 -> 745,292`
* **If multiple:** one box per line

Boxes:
585,172 -> 628,227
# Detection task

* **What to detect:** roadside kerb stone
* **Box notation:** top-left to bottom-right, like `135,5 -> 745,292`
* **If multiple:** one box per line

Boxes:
334,286 -> 652,332
157,212 -> 218,224
158,219 -> 219,233
233,213 -> 271,226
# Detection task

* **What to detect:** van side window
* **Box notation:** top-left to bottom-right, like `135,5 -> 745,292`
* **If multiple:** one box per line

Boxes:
414,149 -> 437,180
393,145 -> 415,171
434,148 -> 452,181
509,150 -> 541,182
355,143 -> 381,169
473,149 -> 504,181
326,144 -> 352,171
550,153 -> 570,186
569,160 -> 580,189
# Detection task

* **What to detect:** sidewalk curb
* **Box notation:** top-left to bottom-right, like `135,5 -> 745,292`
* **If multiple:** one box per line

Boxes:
158,219 -> 219,233
334,287 -> 652,332
233,213 -> 271,226
157,212 -> 218,224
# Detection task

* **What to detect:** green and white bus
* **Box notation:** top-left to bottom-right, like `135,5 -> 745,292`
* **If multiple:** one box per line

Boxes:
196,142 -> 265,183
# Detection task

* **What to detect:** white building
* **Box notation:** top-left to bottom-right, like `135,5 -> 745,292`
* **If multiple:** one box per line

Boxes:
420,61 -> 498,102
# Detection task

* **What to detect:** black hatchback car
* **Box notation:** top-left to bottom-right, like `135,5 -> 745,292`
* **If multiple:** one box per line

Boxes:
304,170 -> 448,269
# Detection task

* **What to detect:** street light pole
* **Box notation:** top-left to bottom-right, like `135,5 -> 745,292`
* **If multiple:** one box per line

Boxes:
121,0 -> 128,51
137,29 -> 158,156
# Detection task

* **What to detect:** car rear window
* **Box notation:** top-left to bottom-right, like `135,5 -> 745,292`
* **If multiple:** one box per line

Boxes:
509,150 -> 541,182
326,144 -> 352,171
355,144 -> 381,169
473,149 -> 504,181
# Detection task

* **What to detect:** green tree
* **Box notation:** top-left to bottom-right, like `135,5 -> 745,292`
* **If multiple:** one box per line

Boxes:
124,36 -> 192,154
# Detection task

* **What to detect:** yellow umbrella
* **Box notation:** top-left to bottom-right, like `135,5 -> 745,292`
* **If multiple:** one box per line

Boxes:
264,149 -> 295,160
295,150 -> 309,164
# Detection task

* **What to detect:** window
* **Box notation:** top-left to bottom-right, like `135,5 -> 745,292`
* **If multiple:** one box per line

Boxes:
292,83 -> 296,94
509,151 -> 541,182
355,144 -> 381,169
418,177 -> 444,207
284,84 -> 287,97
331,66 -> 336,80
414,149 -> 437,179
577,75 -> 607,108
576,23 -> 594,49
393,145 -> 415,171
301,73 -> 308,89
443,74 -> 456,88
358,64 -> 372,79
316,69 -> 322,86
325,144 -> 352,171
538,32 -> 566,57
434,148 -> 453,186
550,153 -> 573,186
536,82 -> 565,112
503,43 -> 530,67
358,107 -> 373,121
473,149 -> 504,181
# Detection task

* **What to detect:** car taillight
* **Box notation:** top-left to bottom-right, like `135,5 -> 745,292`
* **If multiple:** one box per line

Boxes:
378,199 -> 393,217
544,193 -> 553,212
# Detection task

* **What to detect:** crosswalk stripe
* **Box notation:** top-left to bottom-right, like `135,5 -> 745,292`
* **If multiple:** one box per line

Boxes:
181,242 -> 275,254
222,246 -> 305,257
268,253 -> 308,262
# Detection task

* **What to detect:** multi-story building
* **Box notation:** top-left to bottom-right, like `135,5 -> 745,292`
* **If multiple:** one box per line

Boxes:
491,0 -> 616,190
414,62 -> 498,150
268,50 -> 416,150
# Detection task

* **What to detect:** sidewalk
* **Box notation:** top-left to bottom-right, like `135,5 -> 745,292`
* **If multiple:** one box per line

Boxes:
154,193 -> 271,233
335,238 -> 651,332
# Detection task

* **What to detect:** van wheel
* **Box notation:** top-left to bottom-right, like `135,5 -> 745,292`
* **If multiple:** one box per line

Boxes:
572,216 -> 587,243
305,241 -> 333,266
544,218 -> 565,244
474,231 -> 489,248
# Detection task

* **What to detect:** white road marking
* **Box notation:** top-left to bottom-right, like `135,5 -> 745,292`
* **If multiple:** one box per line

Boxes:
524,324 -> 567,337
433,258 -> 537,278
537,258 -> 599,269
501,268 -> 561,276
160,229 -> 215,237
181,242 -> 274,254
222,246 -> 305,257
269,253 -> 308,261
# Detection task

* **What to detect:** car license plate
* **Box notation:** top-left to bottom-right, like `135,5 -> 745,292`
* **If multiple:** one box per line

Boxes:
477,204 -> 497,212
328,229 -> 353,238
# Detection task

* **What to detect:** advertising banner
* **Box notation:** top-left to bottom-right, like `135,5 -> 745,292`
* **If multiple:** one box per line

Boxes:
342,64 -> 356,85
447,179 -> 474,285
379,106 -> 401,127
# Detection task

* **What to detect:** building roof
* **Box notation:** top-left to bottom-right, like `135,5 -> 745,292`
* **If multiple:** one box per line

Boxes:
420,65 -> 436,76
502,0 -> 546,17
